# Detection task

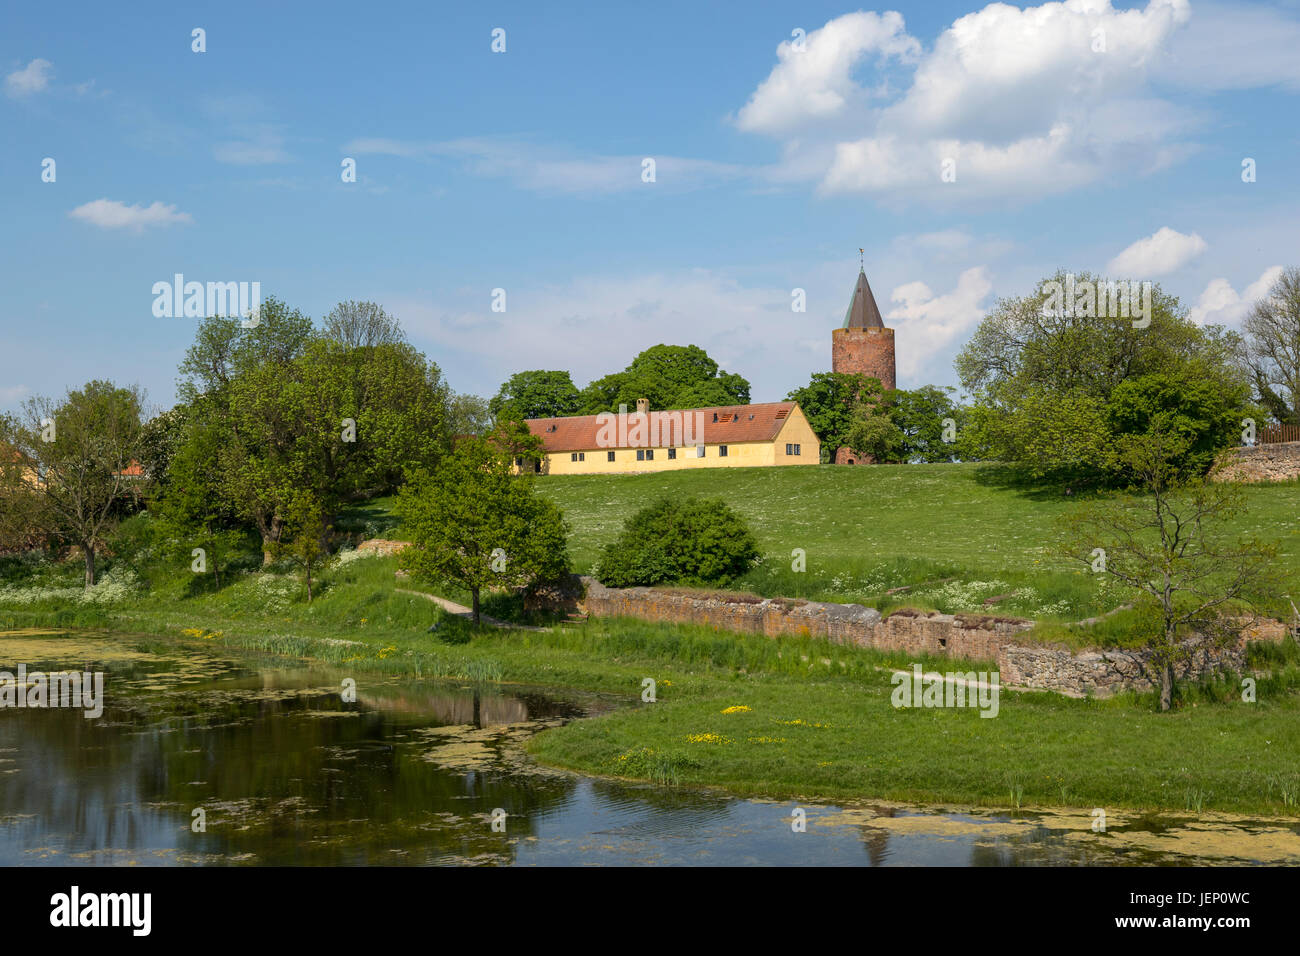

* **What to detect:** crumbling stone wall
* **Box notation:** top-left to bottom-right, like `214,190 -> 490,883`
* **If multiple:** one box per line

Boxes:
579,577 -> 1286,697
1211,442 -> 1300,483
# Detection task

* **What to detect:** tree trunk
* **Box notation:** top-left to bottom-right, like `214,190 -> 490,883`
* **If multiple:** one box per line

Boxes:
305,565 -> 313,603
1158,662 -> 1174,712
472,589 -> 481,625
82,542 -> 96,588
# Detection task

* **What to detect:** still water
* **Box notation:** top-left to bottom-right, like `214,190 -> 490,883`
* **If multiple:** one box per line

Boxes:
1,629 -> 1296,866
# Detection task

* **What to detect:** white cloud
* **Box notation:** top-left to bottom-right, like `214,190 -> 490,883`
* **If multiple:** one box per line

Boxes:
734,12 -> 920,134
1107,226 -> 1207,276
737,1 -> 1216,201
1188,266 -> 1283,326
0,384 -> 29,403
68,199 -> 193,231
886,267 -> 993,379
5,58 -> 53,97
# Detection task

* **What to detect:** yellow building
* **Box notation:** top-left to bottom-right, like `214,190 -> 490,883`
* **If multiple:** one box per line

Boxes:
520,400 -> 820,475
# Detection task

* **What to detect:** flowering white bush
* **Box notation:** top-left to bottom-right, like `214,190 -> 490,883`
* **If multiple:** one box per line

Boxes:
0,566 -> 139,606
332,547 -> 380,568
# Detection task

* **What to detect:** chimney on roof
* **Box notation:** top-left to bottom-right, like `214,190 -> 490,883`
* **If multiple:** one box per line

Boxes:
636,398 -> 649,415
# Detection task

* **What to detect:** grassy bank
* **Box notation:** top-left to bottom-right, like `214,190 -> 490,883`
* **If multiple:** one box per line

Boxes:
3,548 -> 1299,816
362,463 -> 1300,624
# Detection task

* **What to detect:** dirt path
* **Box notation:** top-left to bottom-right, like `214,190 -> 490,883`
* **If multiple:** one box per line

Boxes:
394,587 -> 548,632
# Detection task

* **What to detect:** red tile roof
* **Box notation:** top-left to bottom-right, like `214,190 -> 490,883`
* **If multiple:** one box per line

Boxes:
526,402 -> 798,452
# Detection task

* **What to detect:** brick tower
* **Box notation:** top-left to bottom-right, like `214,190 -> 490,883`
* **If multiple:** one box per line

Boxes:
832,267 -> 895,391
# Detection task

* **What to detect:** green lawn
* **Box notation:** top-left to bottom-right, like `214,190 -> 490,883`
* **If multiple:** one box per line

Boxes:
532,462 -> 1300,623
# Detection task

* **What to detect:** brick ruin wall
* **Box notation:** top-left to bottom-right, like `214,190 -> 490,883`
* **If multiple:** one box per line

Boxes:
579,577 -> 1289,698
1210,442 -> 1300,483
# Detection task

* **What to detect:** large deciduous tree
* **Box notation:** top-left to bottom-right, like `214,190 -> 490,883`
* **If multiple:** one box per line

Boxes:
0,381 -> 149,586
956,270 -> 1250,481
489,370 -> 582,420
397,436 -> 569,624
1241,266 -> 1300,426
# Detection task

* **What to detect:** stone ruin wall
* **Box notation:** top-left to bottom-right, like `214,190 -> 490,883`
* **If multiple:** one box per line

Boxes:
578,577 -> 1289,698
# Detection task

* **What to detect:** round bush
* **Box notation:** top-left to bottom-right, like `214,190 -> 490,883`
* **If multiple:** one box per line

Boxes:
595,496 -> 759,588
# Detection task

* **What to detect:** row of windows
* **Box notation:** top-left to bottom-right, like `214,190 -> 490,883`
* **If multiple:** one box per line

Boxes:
520,442 -> 800,468
556,445 -> 733,463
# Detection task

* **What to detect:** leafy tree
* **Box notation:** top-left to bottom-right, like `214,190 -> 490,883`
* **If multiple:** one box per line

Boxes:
271,492 -> 327,602
323,300 -> 406,350
890,385 -> 963,462
154,415 -> 248,590
176,298 -> 449,561
490,370 -> 582,420
447,392 -> 493,437
0,381 -> 149,586
844,403 -> 906,463
595,496 -> 759,588
1059,427 -> 1277,710
1241,266 -> 1300,426
577,345 -> 750,414
956,270 -> 1250,481
1106,372 -> 1251,481
397,436 -> 570,624
786,372 -> 879,462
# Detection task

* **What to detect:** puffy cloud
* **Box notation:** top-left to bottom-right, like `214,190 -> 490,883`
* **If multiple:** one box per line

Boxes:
733,12 -> 920,134
68,199 -> 193,231
737,1 -> 1214,201
1107,226 -> 1207,276
886,267 -> 994,380
5,58 -> 53,97
1188,266 -> 1283,326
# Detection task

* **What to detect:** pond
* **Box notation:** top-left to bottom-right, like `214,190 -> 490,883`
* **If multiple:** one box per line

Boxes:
1,629 -> 1296,866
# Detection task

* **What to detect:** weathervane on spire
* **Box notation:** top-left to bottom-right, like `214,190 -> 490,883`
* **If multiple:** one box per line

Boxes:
859,248 -> 864,270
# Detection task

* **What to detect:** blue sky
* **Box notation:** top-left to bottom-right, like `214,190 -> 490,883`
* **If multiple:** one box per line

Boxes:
3,0 -> 1300,414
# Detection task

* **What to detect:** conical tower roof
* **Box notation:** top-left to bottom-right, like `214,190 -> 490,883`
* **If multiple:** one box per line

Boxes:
842,268 -> 885,329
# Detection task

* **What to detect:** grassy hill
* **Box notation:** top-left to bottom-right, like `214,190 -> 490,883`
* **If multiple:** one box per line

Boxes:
532,463 -> 1300,627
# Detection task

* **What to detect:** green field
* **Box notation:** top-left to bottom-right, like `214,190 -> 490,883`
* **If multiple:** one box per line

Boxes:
531,462 -> 1300,625
4,462 -> 1300,813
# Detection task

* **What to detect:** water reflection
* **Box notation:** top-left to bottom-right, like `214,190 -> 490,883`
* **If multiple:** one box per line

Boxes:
1,631 -> 1296,866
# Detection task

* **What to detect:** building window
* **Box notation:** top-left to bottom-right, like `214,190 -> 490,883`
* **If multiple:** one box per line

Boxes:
534,460 -> 541,473
646,449 -> 654,460
607,451 -> 616,462
786,443 -> 800,455
636,449 -> 645,461
571,452 -> 578,462
515,457 -> 524,467
667,447 -> 676,460
719,445 -> 728,457
579,452 -> 585,461
696,445 -> 705,458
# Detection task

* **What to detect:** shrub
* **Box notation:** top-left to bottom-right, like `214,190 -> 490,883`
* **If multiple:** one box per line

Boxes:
595,496 -> 759,588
